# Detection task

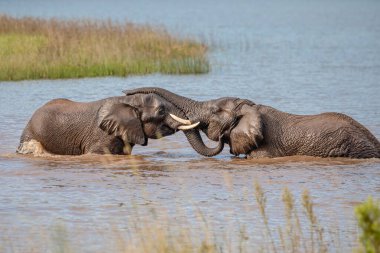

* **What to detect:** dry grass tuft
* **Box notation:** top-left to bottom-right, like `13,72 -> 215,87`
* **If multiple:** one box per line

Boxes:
0,15 -> 210,81
254,183 -> 330,253
2,183 -> 370,253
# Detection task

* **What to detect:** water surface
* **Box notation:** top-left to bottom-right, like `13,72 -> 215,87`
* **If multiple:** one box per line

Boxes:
1,0 -> 380,251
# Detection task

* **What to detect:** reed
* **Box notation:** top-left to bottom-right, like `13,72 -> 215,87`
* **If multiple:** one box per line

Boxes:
253,184 -> 329,253
355,196 -> 380,253
3,183 -> 375,253
0,15 -> 209,81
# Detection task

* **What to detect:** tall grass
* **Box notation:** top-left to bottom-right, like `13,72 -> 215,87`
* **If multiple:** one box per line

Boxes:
3,182 -> 374,253
355,197 -> 380,253
254,182 -> 328,253
0,15 -> 210,81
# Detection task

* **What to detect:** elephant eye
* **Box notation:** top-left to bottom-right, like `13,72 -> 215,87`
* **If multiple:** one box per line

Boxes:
157,106 -> 165,115
211,105 -> 221,114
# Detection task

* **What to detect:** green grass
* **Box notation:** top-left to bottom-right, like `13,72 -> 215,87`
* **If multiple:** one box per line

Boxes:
355,197 -> 380,253
0,15 -> 210,81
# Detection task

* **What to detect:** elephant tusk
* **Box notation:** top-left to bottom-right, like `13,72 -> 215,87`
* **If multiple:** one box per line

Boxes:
178,122 -> 200,130
170,113 -> 192,125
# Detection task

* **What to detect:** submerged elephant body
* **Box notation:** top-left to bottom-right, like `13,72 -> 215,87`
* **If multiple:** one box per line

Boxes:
124,87 -> 380,159
231,104 -> 380,159
19,97 -> 140,155
19,87 -> 380,159
18,94 -> 197,155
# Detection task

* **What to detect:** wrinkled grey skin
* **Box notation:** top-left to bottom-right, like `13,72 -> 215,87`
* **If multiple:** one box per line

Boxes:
18,94 -> 187,155
230,104 -> 380,158
124,87 -> 253,157
124,87 -> 380,159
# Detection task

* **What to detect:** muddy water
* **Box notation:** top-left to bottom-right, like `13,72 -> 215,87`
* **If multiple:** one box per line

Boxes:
1,0 -> 380,251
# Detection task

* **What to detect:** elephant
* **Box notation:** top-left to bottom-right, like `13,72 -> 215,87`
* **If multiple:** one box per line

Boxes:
124,87 -> 380,159
17,93 -> 201,155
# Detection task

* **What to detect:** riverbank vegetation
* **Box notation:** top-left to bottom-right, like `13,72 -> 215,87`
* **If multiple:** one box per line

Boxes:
0,15 -> 209,81
2,183 -> 379,252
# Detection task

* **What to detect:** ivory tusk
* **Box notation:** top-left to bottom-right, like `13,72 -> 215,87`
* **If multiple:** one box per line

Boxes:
170,113 -> 192,125
178,122 -> 200,130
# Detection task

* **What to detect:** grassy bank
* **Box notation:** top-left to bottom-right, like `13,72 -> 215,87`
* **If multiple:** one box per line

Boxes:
2,183 -> 379,253
0,15 -> 209,81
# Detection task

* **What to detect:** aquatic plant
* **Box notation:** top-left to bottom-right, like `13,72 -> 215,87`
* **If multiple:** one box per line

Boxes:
355,196 -> 380,253
1,183 -> 363,253
0,15 -> 209,81
254,183 -> 328,253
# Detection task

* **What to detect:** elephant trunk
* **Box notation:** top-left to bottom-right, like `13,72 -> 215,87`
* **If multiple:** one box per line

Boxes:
123,87 -> 223,157
184,130 -> 224,157
123,87 -> 205,120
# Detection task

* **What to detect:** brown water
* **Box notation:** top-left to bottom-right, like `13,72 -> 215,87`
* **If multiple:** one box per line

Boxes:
1,0 -> 380,251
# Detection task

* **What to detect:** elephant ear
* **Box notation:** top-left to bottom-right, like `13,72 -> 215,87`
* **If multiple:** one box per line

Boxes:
98,102 -> 147,145
229,105 -> 263,155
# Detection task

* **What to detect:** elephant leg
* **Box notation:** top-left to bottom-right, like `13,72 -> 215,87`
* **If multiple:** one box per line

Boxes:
247,148 -> 273,159
17,139 -> 49,155
89,136 -> 133,155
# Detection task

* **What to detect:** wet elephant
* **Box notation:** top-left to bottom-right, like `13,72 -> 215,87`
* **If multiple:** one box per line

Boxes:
124,87 -> 380,159
18,93 -> 200,155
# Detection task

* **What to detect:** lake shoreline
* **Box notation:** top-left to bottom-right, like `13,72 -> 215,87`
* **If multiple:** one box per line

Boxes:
0,15 -> 210,81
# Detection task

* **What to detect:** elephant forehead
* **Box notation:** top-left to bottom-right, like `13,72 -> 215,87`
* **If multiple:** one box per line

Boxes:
140,94 -> 155,104
215,97 -> 240,109
140,94 -> 164,106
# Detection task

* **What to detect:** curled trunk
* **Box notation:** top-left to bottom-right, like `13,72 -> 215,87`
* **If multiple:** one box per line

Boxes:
123,87 -> 224,157
124,87 -> 202,119
184,130 -> 224,157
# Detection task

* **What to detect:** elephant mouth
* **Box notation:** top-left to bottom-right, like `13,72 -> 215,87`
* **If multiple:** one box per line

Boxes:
157,125 -> 176,138
143,123 -> 175,139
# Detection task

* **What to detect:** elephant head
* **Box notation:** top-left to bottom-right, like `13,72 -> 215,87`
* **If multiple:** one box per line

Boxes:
123,88 -> 258,156
120,91 -> 224,157
98,93 -> 201,148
